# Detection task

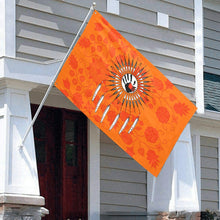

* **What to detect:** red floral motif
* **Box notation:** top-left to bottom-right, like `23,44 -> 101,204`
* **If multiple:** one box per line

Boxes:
71,93 -> 83,108
109,47 -> 115,58
95,23 -> 103,31
97,45 -> 102,52
90,34 -> 95,41
153,77 -> 164,90
165,79 -> 174,89
169,94 -> 176,101
63,79 -> 70,89
69,55 -> 78,69
76,86 -> 81,91
87,57 -> 108,83
97,35 -> 103,41
148,103 -> 153,109
107,111 -> 117,123
147,150 -> 159,168
60,89 -> 69,98
174,103 -> 189,116
79,37 -> 91,48
94,115 -> 101,122
69,70 -> 75,76
101,17 -> 109,26
156,106 -> 170,123
120,111 -> 130,121
145,127 -> 159,143
121,132 -> 133,145
72,78 -> 77,85
138,148 -> 145,156
80,76 -> 85,82
85,89 -> 93,98
126,147 -> 135,157
108,29 -> 121,42
104,38 -> 108,44
91,47 -> 96,53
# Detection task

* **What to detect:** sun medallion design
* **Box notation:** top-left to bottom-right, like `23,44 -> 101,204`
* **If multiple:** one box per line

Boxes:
92,55 -> 152,134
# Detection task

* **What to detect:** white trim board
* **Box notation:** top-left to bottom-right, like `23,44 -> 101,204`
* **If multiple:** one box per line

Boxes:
88,120 -> 100,220
0,0 -> 16,57
194,0 -> 204,114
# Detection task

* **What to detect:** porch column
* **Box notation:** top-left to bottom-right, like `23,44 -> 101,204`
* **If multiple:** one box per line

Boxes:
147,124 -> 199,216
0,82 -> 47,219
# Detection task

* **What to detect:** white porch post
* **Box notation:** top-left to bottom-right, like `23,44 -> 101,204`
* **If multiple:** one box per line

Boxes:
0,82 -> 46,219
147,124 -> 199,214
88,120 -> 100,220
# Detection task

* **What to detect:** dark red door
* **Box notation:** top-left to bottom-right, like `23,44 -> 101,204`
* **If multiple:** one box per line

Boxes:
32,106 -> 88,220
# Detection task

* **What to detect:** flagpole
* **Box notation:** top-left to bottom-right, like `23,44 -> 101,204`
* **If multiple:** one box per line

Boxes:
19,2 -> 96,148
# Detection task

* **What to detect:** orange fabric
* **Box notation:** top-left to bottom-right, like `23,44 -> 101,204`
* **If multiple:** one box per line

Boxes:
55,10 -> 197,177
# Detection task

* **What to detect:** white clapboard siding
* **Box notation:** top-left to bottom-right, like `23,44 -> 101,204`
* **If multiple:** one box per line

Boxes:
16,0 -> 195,100
204,8 -> 220,76
200,136 -> 219,211
100,132 -> 147,213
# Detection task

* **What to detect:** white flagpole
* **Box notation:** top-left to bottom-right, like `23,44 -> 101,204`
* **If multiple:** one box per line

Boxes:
19,2 -> 96,148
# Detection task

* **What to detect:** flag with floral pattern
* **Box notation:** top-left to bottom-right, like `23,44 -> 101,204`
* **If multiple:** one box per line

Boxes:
55,10 -> 197,176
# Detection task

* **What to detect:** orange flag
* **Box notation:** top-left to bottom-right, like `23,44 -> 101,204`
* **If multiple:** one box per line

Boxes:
55,10 -> 196,176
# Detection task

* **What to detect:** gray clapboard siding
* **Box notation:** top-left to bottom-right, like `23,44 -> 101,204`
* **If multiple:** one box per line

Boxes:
16,0 -> 195,101
16,21 -> 73,47
101,204 -> 146,214
162,0 -> 194,9
100,132 -> 147,213
16,37 -> 67,60
120,0 -> 194,22
204,8 -> 220,76
16,5 -> 84,34
201,136 -> 219,211
101,168 -> 146,184
101,192 -> 146,209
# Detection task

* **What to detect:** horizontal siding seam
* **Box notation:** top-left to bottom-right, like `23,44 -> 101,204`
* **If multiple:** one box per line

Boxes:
100,179 -> 146,185
16,2 -> 89,16
100,190 -> 146,197
16,51 -> 53,60
119,30 -> 194,50
100,166 -> 145,173
100,202 -> 147,210
204,27 -> 220,35
205,55 -> 220,62
16,18 -> 78,36
100,166 -> 146,173
201,188 -> 219,191
201,155 -> 219,159
101,154 -> 133,160
137,48 -> 195,64
161,0 -> 193,10
16,36 -> 68,51
100,178 -> 147,185
204,16 -> 220,23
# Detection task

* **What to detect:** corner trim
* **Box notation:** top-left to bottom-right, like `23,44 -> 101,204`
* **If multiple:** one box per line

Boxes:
194,0 -> 204,114
88,120 -> 100,220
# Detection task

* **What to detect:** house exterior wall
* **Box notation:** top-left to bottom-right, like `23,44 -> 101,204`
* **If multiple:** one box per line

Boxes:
100,132 -> 147,214
0,0 -> 218,219
16,0 -> 195,101
200,136 -> 219,210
